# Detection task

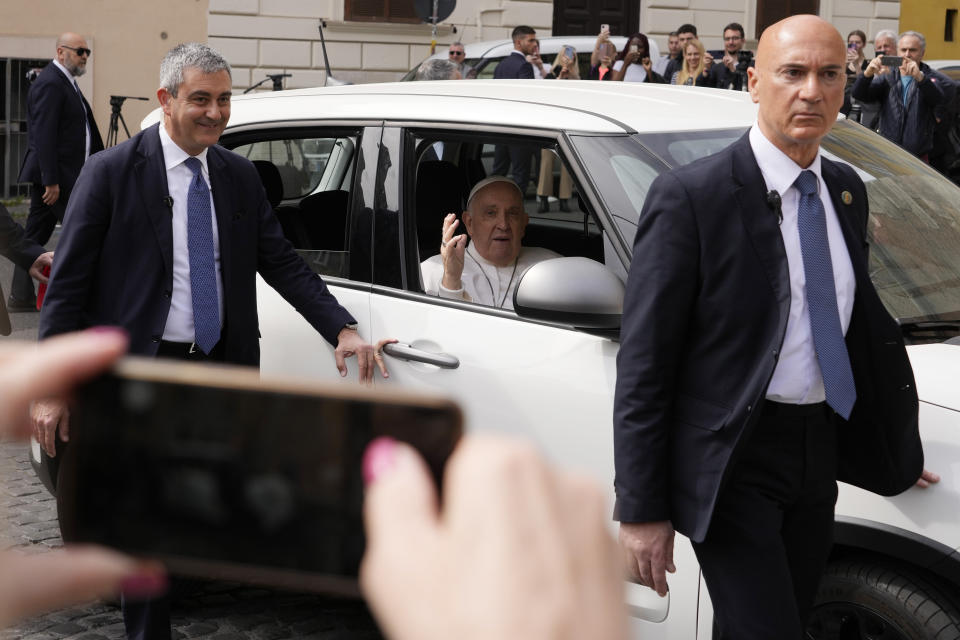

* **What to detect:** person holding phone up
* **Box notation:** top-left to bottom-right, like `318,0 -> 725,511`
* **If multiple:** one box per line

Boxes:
852,30 -> 955,160
611,33 -> 666,83
670,38 -> 716,87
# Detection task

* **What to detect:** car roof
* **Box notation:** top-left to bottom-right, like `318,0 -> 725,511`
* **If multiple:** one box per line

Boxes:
143,81 -> 756,136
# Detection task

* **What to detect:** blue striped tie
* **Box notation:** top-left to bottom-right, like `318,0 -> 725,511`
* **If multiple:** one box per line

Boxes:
795,170 -> 856,419
184,157 -> 221,354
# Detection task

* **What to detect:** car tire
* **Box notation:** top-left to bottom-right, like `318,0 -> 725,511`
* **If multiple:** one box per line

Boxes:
806,559 -> 960,640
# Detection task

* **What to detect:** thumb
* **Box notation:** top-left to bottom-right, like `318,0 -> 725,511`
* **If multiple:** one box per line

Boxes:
362,439 -> 439,546
360,439 -> 440,598
0,546 -> 165,627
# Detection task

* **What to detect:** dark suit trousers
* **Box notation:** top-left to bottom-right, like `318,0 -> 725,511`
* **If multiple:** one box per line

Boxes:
122,338 -> 225,640
692,401 -> 838,640
11,184 -> 65,301
492,143 -> 534,192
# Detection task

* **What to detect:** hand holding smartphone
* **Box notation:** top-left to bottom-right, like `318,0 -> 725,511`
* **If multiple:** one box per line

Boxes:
60,358 -> 463,596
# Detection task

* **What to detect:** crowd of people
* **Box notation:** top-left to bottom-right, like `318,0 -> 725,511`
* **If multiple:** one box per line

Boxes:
419,20 -> 960,178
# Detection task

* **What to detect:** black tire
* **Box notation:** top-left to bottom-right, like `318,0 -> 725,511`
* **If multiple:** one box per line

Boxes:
806,559 -> 960,640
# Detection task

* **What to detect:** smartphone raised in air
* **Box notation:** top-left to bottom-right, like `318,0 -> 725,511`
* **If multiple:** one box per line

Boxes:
881,55 -> 903,67
60,357 -> 463,596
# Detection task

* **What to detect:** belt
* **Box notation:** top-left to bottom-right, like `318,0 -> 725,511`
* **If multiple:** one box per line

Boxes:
157,339 -> 223,362
761,400 -> 829,417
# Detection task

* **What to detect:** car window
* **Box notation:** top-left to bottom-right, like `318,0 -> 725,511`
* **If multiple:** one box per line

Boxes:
569,135 -> 671,246
400,130 -> 615,310
225,131 -> 361,279
821,119 -> 960,327
584,123 -> 960,333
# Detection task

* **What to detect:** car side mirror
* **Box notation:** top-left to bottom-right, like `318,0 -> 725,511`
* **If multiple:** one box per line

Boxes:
514,257 -> 624,329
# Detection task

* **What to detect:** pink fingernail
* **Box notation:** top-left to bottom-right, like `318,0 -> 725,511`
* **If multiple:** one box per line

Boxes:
362,436 -> 397,486
121,571 -> 168,600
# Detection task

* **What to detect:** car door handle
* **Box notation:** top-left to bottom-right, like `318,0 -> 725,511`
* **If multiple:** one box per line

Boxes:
382,342 -> 460,369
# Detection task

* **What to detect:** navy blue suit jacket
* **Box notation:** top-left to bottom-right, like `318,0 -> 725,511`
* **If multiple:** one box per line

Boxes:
494,51 -> 534,79
39,124 -> 354,366
18,62 -> 103,197
613,133 -> 922,542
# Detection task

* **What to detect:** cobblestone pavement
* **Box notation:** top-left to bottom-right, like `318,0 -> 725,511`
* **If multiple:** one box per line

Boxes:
0,442 -> 383,639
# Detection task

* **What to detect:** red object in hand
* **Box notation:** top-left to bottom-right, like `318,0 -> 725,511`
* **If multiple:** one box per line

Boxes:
36,264 -> 50,310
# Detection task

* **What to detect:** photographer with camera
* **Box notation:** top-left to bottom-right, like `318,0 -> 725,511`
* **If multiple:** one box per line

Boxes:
709,23 -> 753,91
852,30 -> 955,161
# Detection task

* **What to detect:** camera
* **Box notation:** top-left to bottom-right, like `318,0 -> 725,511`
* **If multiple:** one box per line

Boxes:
736,50 -> 754,72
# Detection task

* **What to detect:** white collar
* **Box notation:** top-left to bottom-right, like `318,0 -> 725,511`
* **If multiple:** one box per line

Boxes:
52,59 -> 76,84
748,123 -> 823,196
467,243 -> 518,269
158,122 -> 210,176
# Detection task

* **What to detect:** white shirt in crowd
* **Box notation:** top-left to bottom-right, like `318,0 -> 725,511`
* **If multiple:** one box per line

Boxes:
421,243 -> 560,310
611,59 -> 647,82
749,123 -> 856,405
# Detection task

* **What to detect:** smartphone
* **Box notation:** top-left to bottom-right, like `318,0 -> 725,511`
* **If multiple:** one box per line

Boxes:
629,44 -> 639,54
60,357 -> 463,596
562,45 -> 575,60
881,55 -> 903,67
848,42 -> 857,50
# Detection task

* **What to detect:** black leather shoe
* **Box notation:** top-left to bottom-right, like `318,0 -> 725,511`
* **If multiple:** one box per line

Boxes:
6,296 -> 37,312
558,199 -> 570,212
537,196 -> 549,213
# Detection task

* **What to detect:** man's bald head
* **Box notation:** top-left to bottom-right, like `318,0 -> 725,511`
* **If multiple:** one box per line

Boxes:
748,15 -> 846,167
56,32 -> 90,77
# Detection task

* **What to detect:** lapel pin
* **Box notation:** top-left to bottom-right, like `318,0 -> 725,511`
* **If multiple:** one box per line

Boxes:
841,190 -> 853,205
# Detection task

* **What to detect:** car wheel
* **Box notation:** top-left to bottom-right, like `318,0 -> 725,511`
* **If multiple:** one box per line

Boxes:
806,559 -> 960,640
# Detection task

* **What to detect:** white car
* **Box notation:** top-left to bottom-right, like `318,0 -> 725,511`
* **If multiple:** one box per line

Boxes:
40,80 -> 960,639
401,34 -> 658,81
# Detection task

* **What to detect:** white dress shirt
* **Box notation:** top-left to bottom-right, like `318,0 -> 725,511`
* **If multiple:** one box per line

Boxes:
749,124 -> 857,404
158,123 -> 225,343
421,244 -> 560,310
52,59 -> 91,159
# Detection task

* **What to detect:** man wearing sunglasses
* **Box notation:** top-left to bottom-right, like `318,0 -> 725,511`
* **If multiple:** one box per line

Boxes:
11,32 -> 102,312
447,41 -> 473,78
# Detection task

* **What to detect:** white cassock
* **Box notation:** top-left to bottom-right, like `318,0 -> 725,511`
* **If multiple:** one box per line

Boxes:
421,243 -> 561,310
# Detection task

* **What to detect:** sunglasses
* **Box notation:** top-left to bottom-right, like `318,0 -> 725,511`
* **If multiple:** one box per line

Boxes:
61,45 -> 92,57
449,51 -> 464,56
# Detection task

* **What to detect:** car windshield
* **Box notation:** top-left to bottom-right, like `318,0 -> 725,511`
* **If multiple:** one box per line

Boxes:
572,120 -> 960,328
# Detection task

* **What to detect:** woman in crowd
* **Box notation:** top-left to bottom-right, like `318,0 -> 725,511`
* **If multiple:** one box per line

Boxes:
842,29 -> 869,116
611,32 -> 665,83
671,38 -> 715,87
539,47 -> 577,211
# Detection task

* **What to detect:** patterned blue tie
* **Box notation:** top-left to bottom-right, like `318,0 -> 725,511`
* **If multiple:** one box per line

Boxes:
795,170 -> 857,419
184,157 -> 221,354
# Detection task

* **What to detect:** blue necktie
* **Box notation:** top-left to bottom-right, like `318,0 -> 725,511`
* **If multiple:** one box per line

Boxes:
795,170 -> 857,419
184,157 -> 221,354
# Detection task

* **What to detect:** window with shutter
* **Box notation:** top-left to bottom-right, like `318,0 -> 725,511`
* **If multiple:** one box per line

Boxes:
345,0 -> 419,24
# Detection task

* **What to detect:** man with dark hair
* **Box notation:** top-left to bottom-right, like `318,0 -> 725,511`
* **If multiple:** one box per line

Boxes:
492,25 -> 537,191
665,24 -> 698,79
653,31 -> 680,77
711,22 -> 753,91
852,29 -> 955,161
11,32 -> 103,311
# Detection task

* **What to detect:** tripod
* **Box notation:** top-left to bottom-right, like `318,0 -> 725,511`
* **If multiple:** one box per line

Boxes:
106,95 -> 149,147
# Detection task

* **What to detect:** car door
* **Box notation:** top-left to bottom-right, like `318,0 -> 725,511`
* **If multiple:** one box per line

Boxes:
220,123 -> 383,384
366,125 -> 699,639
